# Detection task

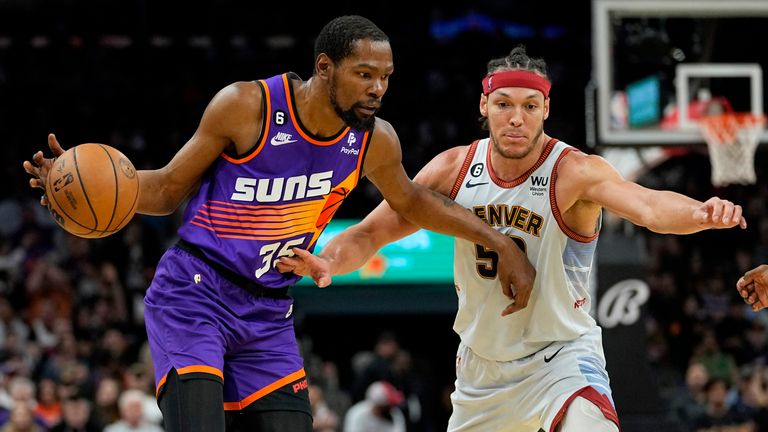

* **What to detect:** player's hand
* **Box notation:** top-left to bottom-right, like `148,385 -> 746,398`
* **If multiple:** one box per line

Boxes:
276,248 -> 333,288
738,264 -> 768,312
497,241 -> 536,316
694,197 -> 747,229
22,133 -> 66,207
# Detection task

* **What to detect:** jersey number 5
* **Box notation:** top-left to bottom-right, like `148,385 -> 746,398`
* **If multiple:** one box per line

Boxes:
475,236 -> 527,279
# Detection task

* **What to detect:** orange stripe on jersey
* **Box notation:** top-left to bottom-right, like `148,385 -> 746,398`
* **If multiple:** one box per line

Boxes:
282,74 -> 349,146
203,201 -> 322,217
155,365 -> 224,397
223,368 -> 306,411
222,80 -> 271,164
198,200 -> 323,230
450,140 -> 479,200
201,209 -> 317,224
192,215 -> 316,233
191,217 -> 315,239
190,216 -> 314,240
188,222 -> 310,240
177,365 -> 224,378
550,147 -> 599,243
155,375 -> 167,397
206,199 -> 321,211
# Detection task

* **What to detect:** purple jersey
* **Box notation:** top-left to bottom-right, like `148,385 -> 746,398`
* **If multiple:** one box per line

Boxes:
178,73 -> 370,288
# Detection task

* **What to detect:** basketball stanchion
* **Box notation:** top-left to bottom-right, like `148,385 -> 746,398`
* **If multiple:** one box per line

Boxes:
699,112 -> 766,186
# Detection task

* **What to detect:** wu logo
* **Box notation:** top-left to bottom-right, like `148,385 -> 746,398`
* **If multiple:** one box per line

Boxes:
347,133 -> 356,145
531,176 -> 549,187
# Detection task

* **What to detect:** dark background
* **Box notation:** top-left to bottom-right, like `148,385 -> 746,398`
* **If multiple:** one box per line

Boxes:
2,2 -> 768,431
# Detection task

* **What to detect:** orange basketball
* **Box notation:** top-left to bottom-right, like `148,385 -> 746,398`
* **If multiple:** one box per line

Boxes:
45,143 -> 139,238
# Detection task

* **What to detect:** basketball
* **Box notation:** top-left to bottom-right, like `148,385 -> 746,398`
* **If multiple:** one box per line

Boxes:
45,143 -> 139,238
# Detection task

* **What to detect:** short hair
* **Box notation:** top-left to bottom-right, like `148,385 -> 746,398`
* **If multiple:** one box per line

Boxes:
479,45 -> 549,130
486,44 -> 549,79
314,15 -> 389,64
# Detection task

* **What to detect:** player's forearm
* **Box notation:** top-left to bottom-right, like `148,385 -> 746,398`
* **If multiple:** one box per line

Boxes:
642,191 -> 705,234
394,184 -> 509,252
318,229 -> 382,276
136,169 -> 189,216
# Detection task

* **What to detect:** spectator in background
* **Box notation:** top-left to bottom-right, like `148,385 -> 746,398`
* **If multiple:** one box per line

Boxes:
0,404 -> 44,432
344,381 -> 405,432
121,364 -> 161,426
352,332 -> 401,402
692,377 -> 754,431
34,378 -> 62,428
92,377 -> 121,428
103,389 -> 163,432
692,329 -> 740,387
0,298 -> 29,350
669,361 -> 709,431
308,384 -> 338,432
733,364 -> 768,431
49,390 -> 102,432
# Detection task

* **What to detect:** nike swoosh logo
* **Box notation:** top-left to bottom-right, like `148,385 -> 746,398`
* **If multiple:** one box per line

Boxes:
544,346 -> 564,363
465,180 -> 489,189
270,137 -> 298,146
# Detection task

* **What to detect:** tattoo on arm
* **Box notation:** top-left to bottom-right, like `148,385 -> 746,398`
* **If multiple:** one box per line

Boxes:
430,189 -> 455,208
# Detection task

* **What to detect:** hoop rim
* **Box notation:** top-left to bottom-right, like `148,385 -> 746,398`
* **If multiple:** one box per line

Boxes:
700,112 -> 767,127
700,112 -> 767,145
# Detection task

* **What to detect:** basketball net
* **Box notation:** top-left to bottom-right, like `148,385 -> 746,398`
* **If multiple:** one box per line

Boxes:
700,112 -> 766,186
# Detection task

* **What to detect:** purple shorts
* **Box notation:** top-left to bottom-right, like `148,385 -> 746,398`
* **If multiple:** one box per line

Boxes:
144,246 -> 305,410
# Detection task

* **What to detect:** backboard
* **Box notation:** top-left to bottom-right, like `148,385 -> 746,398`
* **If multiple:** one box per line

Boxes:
591,0 -> 768,147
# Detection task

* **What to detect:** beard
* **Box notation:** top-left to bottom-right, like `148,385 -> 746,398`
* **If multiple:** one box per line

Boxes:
491,122 -> 544,160
329,77 -> 377,131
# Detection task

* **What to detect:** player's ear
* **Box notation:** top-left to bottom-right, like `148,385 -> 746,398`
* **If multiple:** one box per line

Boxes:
479,93 -> 488,117
543,97 -> 550,120
316,54 -> 332,79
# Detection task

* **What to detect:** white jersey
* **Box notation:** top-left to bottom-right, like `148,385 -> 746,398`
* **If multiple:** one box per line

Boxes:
451,138 -> 599,361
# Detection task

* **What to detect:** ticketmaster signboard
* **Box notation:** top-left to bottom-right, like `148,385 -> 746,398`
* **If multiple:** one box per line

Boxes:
296,219 -> 454,285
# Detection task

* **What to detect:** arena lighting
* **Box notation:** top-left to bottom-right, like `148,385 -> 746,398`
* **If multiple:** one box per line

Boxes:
430,12 -> 565,41
10,34 -> 297,49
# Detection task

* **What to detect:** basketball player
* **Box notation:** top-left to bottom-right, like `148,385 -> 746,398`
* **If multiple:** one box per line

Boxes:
277,46 -> 747,431
738,264 -> 768,311
22,15 -> 534,432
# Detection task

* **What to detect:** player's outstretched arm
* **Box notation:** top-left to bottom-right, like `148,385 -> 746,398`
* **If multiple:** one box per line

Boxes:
737,264 -> 768,312
564,152 -> 747,234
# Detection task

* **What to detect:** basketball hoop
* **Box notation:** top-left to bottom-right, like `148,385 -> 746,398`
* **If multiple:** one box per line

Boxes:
700,112 -> 766,186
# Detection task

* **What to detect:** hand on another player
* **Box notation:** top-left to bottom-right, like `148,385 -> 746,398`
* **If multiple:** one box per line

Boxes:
738,264 -> 768,312
22,134 -> 66,207
498,241 -> 536,317
276,248 -> 333,288
694,197 -> 747,229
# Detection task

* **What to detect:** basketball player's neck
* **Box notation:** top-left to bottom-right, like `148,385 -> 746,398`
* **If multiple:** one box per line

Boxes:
293,77 -> 347,137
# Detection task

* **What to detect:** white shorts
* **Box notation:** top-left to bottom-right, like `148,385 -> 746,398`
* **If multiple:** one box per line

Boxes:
448,326 -> 619,432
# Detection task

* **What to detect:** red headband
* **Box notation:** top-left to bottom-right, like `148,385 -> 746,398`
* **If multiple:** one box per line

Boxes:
482,70 -> 551,98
